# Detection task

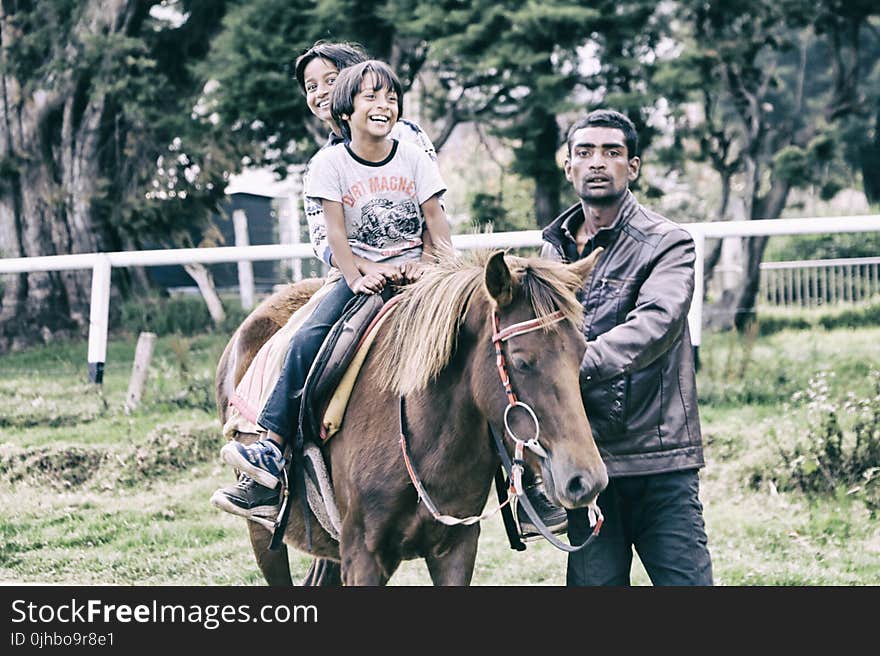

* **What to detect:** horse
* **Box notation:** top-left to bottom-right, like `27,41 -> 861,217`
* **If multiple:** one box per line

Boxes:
215,249 -> 608,585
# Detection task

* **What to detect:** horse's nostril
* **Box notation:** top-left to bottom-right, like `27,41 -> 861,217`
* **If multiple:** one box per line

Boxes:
567,475 -> 586,498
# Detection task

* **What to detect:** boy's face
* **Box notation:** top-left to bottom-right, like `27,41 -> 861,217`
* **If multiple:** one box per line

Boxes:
342,73 -> 399,141
303,57 -> 339,124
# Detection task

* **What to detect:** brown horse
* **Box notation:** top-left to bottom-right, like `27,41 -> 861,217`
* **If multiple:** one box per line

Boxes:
215,250 -> 607,585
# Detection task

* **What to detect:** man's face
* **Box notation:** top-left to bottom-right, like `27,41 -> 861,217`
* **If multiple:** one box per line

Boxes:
303,57 -> 339,123
565,126 -> 640,206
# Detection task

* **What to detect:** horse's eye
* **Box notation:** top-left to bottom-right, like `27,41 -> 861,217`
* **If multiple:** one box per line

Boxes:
512,357 -> 533,372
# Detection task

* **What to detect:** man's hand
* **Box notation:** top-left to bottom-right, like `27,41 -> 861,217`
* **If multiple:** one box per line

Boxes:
579,351 -> 594,388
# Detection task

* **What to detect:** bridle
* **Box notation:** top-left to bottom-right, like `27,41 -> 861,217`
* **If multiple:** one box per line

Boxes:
492,310 -> 562,494
398,308 -> 603,551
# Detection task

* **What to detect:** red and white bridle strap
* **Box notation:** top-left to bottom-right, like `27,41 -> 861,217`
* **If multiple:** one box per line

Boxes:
492,310 -> 566,343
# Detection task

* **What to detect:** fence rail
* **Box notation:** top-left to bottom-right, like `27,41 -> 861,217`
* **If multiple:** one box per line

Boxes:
2,214 -> 880,381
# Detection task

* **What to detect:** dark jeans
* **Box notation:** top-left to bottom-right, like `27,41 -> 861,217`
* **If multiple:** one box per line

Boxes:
566,469 -> 713,586
258,277 -> 354,439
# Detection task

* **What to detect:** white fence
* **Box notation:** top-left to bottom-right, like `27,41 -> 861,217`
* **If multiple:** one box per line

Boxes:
760,256 -> 880,307
1,215 -> 879,382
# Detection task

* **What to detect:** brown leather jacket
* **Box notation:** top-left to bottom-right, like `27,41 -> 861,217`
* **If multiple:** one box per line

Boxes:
540,192 -> 704,477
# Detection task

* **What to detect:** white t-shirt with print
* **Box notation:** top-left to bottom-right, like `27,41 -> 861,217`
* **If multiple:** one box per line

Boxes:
305,119 -> 438,265
305,139 -> 446,264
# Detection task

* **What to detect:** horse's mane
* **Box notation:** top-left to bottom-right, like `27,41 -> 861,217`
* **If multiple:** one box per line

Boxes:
374,250 -> 585,395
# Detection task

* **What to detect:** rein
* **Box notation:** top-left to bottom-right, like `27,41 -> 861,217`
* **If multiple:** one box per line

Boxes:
398,309 -> 603,552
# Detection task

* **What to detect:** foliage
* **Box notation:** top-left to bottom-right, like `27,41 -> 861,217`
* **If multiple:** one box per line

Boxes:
754,300 -> 880,334
410,0 -> 664,225
769,372 -> 880,517
765,232 -> 880,261
468,192 -> 509,231
817,302 -> 880,330
117,294 -> 212,337
115,292 -> 249,338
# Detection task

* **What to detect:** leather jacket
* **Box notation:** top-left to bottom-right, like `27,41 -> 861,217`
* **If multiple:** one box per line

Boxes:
541,192 -> 704,477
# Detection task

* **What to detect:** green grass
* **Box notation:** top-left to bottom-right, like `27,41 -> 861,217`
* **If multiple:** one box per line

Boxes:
1,324 -> 879,585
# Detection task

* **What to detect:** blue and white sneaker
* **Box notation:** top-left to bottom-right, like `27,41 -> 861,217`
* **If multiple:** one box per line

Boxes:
220,439 -> 285,489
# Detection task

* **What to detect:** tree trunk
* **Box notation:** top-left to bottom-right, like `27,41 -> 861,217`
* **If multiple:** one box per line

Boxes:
703,239 -> 723,299
860,111 -> 880,204
0,1 -> 139,352
530,108 -> 562,228
183,262 -> 226,326
708,180 -> 792,332
702,170 -> 733,295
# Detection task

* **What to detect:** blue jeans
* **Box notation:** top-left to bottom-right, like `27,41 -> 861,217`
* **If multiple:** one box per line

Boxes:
258,277 -> 354,439
566,469 -> 713,586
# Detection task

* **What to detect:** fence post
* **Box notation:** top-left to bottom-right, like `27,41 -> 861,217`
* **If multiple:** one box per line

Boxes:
125,331 -> 157,413
689,228 -> 704,371
87,255 -> 111,384
233,208 -> 255,310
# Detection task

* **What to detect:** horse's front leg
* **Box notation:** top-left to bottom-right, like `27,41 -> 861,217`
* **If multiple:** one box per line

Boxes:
247,523 -> 293,586
339,520 -> 392,586
424,525 -> 481,586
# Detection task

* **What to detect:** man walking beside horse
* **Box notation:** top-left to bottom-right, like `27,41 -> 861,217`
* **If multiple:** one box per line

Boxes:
541,109 -> 713,586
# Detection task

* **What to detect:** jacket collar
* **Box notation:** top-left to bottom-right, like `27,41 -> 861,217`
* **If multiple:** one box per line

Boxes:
542,190 -> 640,261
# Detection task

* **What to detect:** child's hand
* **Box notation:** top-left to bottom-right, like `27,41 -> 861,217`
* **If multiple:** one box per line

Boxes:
350,272 -> 385,294
401,261 -> 426,283
359,260 -> 404,284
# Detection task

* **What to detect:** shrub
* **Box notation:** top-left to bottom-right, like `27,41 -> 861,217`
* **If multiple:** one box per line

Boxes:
756,314 -> 812,336
117,294 -> 214,336
817,302 -> 880,330
771,371 -> 880,517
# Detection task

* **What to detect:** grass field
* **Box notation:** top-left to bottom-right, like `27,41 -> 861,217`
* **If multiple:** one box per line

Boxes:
1,321 -> 878,586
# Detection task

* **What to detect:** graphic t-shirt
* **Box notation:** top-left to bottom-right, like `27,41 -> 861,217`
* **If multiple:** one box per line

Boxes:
305,119 -> 438,265
305,139 -> 446,263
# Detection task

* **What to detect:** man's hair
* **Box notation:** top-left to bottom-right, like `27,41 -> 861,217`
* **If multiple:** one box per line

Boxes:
294,41 -> 369,93
330,60 -> 404,141
566,109 -> 639,159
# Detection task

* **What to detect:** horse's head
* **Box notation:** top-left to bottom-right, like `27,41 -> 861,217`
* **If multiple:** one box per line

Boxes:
474,250 -> 608,509
375,249 -> 608,510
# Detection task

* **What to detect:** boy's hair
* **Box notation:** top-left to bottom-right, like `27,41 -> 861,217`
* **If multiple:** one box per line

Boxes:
294,41 -> 368,93
566,109 -> 639,159
330,60 -> 404,141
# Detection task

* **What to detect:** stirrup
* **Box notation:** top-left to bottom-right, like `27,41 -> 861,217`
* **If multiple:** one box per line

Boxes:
248,467 -> 289,532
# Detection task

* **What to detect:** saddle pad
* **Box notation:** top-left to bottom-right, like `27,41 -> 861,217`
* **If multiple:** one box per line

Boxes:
320,296 -> 401,441
223,277 -> 337,438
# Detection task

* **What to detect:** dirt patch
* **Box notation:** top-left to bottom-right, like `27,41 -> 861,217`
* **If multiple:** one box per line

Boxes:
0,420 -> 220,490
0,445 -> 106,487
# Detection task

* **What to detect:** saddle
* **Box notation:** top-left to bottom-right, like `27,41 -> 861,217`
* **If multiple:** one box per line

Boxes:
269,287 -> 399,549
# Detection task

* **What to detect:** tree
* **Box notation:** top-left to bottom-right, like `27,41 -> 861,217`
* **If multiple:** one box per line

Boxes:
0,0 -> 230,351
652,0 -> 873,331
813,2 -> 880,204
408,0 -> 664,227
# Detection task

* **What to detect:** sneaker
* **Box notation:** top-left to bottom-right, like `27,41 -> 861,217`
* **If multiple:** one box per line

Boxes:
220,438 -> 285,489
210,475 -> 280,519
517,484 -> 568,540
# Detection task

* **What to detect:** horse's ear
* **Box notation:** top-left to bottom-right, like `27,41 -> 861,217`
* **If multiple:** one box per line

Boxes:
485,251 -> 514,308
567,247 -> 604,285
